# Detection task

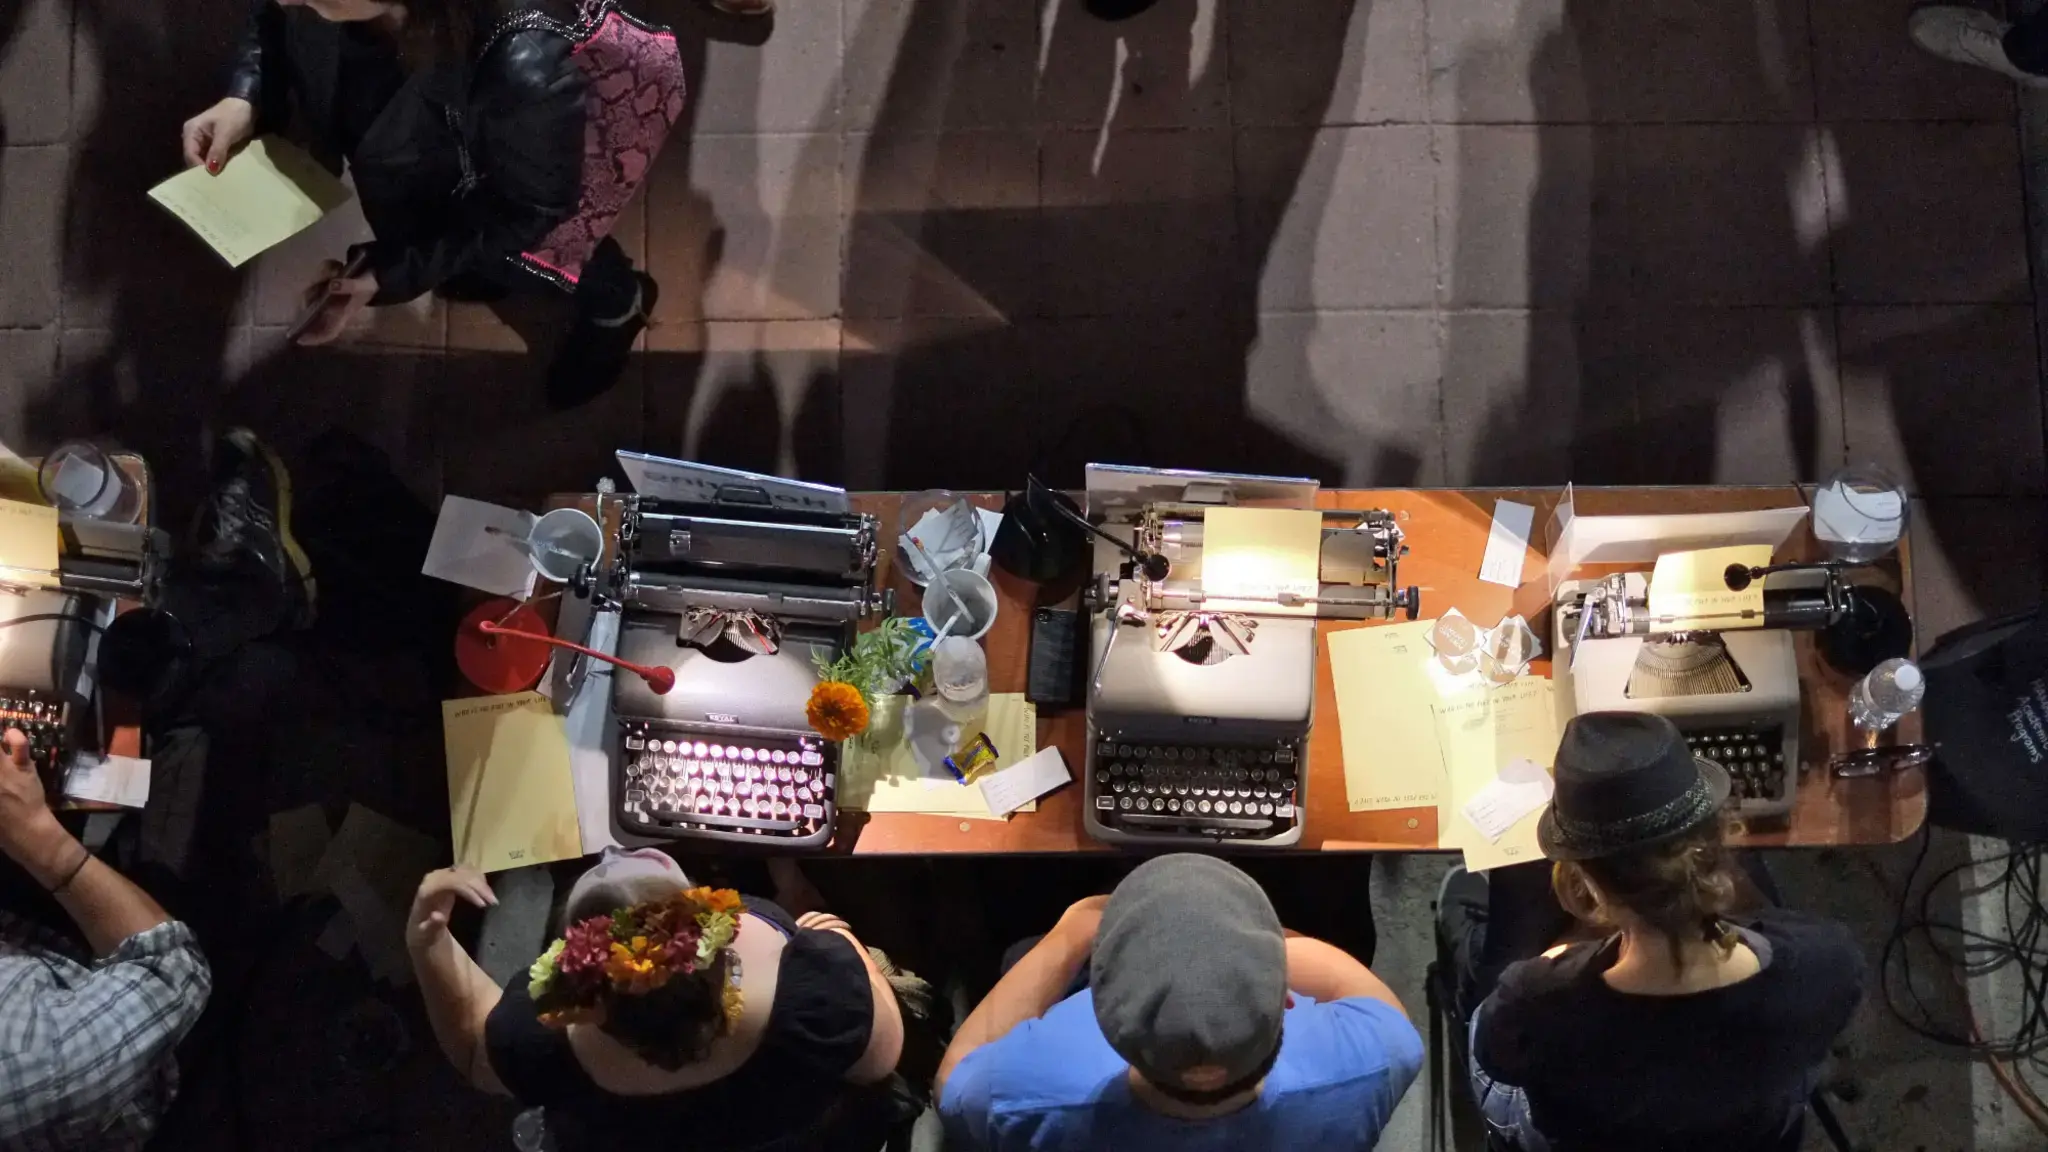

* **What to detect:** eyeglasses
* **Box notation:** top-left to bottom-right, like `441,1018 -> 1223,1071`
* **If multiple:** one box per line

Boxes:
1828,743 -> 1935,778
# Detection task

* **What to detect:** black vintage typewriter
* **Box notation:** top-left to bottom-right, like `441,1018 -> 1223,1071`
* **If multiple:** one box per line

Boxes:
599,461 -> 887,850
0,589 -> 93,795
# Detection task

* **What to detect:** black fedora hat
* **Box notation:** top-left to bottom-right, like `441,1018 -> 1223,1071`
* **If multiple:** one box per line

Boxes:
1536,712 -> 1730,861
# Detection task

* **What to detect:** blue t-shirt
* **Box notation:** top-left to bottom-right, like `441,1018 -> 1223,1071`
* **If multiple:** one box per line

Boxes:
940,990 -> 1424,1152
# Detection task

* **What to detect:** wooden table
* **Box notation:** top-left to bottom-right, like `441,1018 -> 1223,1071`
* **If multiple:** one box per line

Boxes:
820,486 -> 1925,855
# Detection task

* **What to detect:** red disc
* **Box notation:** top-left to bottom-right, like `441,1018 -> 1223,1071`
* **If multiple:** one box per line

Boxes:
455,599 -> 551,694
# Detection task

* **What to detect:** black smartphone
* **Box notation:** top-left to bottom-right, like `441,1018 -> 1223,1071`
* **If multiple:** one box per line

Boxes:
1026,607 -> 1083,708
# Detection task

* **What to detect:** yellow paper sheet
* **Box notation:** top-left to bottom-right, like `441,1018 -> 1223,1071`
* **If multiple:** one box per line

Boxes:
1201,507 -> 1322,615
1327,620 -> 1448,811
147,137 -> 351,267
442,693 -> 583,873
1433,679 -> 1560,872
0,442 -> 40,504
0,497 -> 60,584
1647,545 -> 1773,631
839,693 -> 1037,817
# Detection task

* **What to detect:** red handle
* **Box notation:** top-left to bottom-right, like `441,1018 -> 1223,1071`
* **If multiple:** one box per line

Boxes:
477,620 -> 676,695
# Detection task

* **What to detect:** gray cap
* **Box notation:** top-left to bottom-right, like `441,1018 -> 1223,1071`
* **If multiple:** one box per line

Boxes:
1090,854 -> 1287,1090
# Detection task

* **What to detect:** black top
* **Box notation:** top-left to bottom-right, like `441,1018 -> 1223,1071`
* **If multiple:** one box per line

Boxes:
1474,909 -> 1865,1152
332,22 -> 408,158
226,0 -> 586,304
484,899 -> 875,1152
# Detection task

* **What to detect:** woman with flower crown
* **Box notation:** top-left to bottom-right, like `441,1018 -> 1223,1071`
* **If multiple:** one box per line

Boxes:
404,847 -> 905,1149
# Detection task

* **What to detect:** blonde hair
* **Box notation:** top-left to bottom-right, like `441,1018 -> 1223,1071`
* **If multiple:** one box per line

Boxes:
1552,819 -> 1742,967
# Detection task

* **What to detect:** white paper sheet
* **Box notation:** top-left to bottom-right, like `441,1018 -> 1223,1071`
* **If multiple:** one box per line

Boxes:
1478,500 -> 1536,587
1461,757 -> 1555,843
979,746 -> 1071,816
62,752 -> 150,808
422,496 -> 536,599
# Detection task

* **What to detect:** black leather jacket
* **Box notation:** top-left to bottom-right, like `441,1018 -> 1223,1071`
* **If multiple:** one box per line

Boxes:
226,0 -> 586,304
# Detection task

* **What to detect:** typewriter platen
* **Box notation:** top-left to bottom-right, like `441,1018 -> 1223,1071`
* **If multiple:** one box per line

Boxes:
1081,466 -> 1419,848
599,461 -> 887,849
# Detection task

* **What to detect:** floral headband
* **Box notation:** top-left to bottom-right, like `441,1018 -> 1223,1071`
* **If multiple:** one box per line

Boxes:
528,886 -> 745,1029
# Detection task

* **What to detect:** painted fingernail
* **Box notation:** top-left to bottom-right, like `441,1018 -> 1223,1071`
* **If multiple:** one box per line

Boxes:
207,160 -> 219,173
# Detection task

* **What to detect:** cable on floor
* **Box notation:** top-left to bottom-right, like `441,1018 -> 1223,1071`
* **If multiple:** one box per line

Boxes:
1874,825 -> 2048,1135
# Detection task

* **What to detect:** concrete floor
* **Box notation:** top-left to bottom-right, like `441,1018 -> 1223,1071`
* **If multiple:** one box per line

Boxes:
3,0 -> 2046,1148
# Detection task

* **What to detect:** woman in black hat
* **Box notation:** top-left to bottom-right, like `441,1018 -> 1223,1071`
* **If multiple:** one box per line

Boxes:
1435,711 -> 1866,1152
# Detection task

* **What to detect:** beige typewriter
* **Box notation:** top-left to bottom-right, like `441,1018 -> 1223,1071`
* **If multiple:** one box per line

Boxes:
1552,562 -> 1852,820
598,458 -> 887,850
1080,466 -> 1420,848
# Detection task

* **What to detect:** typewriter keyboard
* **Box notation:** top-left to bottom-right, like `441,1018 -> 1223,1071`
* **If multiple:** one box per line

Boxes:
1088,738 -> 1303,843
0,692 -> 67,793
617,724 -> 836,849
1683,725 -> 1792,811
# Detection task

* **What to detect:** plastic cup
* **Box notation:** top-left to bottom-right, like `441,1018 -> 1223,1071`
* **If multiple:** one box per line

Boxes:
921,568 -> 999,641
37,441 -> 141,524
527,508 -> 603,584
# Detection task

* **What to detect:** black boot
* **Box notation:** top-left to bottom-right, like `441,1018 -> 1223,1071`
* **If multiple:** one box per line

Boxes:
187,427 -> 317,630
546,272 -> 658,410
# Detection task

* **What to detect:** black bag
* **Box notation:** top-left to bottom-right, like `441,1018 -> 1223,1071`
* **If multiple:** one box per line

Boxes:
1921,608 -> 2048,842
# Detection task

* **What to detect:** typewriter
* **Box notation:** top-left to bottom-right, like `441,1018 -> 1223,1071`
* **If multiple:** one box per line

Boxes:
1081,466 -> 1419,848
0,588 -> 94,795
598,460 -> 887,850
1552,563 -> 1855,820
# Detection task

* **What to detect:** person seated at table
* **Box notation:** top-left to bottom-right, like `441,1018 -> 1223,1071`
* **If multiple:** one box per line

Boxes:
0,729 -> 214,1150
1436,712 -> 1866,1152
937,853 -> 1423,1151
405,847 -> 906,1150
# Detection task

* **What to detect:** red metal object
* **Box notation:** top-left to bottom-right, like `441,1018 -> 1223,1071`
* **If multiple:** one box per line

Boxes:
476,618 -> 676,695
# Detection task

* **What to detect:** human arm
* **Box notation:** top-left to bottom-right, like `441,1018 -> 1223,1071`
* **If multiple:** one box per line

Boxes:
793,912 -> 906,1084
0,731 -> 212,1145
405,867 -> 510,1095
364,30 -> 585,304
184,0 -> 289,170
1284,934 -> 1410,1019
935,896 -> 1105,1101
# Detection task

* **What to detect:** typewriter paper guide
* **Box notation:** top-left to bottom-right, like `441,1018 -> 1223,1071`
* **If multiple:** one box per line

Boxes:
613,617 -> 832,733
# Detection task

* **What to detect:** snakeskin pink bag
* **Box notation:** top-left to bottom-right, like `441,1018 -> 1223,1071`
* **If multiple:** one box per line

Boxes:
468,0 -> 687,291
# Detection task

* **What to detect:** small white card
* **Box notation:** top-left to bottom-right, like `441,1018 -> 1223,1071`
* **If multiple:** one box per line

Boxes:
423,495 -> 536,599
62,752 -> 151,809
979,746 -> 1071,817
1478,500 -> 1536,587
1461,757 -> 1554,843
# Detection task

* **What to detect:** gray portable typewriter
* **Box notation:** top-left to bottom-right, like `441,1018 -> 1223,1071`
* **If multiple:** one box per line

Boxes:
1551,563 -> 1855,821
1080,466 -> 1419,848
599,459 -> 887,850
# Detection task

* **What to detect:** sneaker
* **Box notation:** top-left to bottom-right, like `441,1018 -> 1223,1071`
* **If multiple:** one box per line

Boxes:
1908,5 -> 2048,87
546,272 -> 658,411
190,427 -> 317,628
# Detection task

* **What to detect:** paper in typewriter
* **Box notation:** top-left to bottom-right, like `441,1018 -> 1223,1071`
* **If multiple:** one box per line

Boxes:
838,693 -> 1038,818
442,692 -> 583,872
1647,545 -> 1773,631
0,497 -> 60,587
1433,678 -> 1560,872
1200,507 -> 1323,616
1326,620 -> 1449,811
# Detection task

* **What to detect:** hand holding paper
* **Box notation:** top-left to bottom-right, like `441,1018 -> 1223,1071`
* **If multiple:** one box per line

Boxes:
149,137 -> 351,267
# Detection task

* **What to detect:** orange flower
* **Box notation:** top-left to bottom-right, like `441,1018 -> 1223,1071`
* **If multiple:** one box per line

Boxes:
807,680 -> 870,741
686,887 -> 743,915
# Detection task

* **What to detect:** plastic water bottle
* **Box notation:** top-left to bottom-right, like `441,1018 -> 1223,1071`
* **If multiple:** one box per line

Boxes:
1848,658 -> 1925,732
932,637 -> 989,730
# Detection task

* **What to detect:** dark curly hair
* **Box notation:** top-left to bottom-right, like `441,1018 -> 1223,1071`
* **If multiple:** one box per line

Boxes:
1552,818 -> 1743,968
396,0 -> 573,66
594,952 -> 735,1071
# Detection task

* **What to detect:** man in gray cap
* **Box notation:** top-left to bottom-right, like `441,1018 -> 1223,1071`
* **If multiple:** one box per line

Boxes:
937,854 -> 1421,1150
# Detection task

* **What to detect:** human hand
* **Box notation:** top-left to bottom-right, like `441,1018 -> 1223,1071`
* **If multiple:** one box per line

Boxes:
181,97 -> 256,173
796,910 -> 851,936
295,260 -> 379,346
1053,894 -> 1109,947
406,866 -> 497,953
0,729 -> 61,861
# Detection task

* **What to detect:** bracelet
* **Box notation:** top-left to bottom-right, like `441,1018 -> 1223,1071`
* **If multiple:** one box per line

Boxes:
46,844 -> 90,895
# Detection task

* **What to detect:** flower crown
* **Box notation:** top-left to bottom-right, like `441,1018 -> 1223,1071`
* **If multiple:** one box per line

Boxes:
527,886 -> 745,1029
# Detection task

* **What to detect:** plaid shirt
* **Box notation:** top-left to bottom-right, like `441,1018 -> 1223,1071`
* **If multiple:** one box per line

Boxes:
0,912 -> 212,1151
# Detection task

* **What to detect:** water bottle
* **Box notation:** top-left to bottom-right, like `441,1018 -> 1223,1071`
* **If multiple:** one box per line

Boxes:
1848,658 -> 1925,732
931,637 -> 989,738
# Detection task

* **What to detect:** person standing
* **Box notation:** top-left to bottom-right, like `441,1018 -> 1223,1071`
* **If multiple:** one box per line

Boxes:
1909,5 -> 2048,86
1436,712 -> 1866,1152
0,730 -> 213,1150
938,853 -> 1423,1151
180,0 -> 666,408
